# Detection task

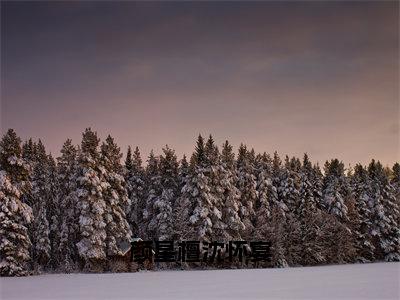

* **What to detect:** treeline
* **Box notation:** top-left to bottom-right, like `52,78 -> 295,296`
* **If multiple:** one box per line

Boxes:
0,128 -> 399,276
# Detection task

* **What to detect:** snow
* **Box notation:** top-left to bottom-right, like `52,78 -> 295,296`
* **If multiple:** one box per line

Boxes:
1,262 -> 399,299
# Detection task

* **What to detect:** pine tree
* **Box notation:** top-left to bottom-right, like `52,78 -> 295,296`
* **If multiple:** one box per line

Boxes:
298,154 -> 317,216
350,164 -> 375,261
270,151 -> 288,216
30,140 -> 51,270
173,155 -> 192,241
22,139 -> 35,165
236,144 -> 258,239
278,156 -> 301,214
0,129 -> 33,276
148,146 -> 179,240
368,160 -> 400,261
322,159 -> 350,221
204,136 -> 226,241
253,153 -> 272,239
297,154 -> 326,265
391,162 -> 400,225
143,150 -> 162,240
57,139 -> 79,271
100,135 -> 132,256
74,128 -> 108,271
125,146 -> 146,237
46,154 -> 61,269
183,135 -> 214,241
220,141 -> 244,240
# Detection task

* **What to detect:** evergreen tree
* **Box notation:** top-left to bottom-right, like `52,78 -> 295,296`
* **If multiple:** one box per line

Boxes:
253,152 -> 272,239
0,171 -> 33,276
391,162 -> 400,224
46,154 -> 61,269
220,141 -> 244,240
0,130 -> 33,276
236,144 -> 258,239
100,135 -> 132,256
270,151 -> 288,216
57,139 -> 79,271
173,155 -> 192,241
204,136 -> 226,241
74,128 -> 108,271
148,146 -> 179,240
322,159 -> 350,221
368,160 -> 400,261
298,154 -> 317,215
183,135 -> 214,241
125,146 -> 146,237
30,140 -> 51,270
22,139 -> 35,165
278,156 -> 301,214
143,150 -> 162,240
350,164 -> 375,261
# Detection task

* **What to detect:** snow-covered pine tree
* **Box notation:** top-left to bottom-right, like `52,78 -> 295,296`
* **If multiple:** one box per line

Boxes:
253,152 -> 272,239
22,139 -> 35,167
296,154 -> 326,265
204,135 -> 227,241
368,160 -> 400,261
278,156 -> 301,214
74,128 -> 108,271
46,154 -> 62,269
391,163 -> 400,224
0,129 -> 31,193
148,146 -> 179,241
57,139 -> 79,271
311,163 -> 324,209
298,154 -> 317,216
0,129 -> 33,276
143,150 -> 162,240
270,151 -> 288,217
322,159 -> 350,221
125,146 -> 146,237
173,155 -> 192,241
184,135 -> 214,242
100,135 -> 132,257
236,144 -> 258,239
350,164 -> 375,262
220,141 -> 244,241
30,140 -> 51,271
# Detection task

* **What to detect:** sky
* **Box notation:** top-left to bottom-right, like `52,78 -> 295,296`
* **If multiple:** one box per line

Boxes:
1,1 -> 399,166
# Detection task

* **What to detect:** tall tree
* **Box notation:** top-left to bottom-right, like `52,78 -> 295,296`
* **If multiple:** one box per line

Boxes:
322,159 -> 350,221
100,135 -> 132,256
143,150 -> 162,240
173,155 -> 192,241
183,135 -> 214,241
220,141 -> 244,240
74,128 -> 108,271
0,130 -> 33,276
350,164 -> 375,261
368,160 -> 400,261
57,139 -> 79,271
125,146 -> 146,236
30,140 -> 51,271
236,144 -> 258,239
253,152 -> 272,239
148,146 -> 179,240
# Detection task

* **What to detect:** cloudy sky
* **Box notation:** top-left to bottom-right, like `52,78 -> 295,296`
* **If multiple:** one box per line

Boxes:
1,1 -> 398,166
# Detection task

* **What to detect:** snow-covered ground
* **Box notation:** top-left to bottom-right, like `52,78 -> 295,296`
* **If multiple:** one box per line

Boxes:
1,262 -> 399,300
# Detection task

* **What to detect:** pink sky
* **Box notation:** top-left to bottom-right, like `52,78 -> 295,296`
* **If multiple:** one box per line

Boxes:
1,1 -> 399,166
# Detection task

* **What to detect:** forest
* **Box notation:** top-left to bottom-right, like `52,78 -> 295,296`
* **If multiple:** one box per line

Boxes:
0,128 -> 399,276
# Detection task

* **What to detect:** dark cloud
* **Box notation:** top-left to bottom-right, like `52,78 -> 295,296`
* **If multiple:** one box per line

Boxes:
1,1 -> 398,165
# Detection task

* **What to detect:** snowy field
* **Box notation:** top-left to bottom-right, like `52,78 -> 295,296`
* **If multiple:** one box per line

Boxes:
1,262 -> 399,300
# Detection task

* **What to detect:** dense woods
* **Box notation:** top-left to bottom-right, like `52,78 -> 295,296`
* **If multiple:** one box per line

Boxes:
1,128 -> 399,276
